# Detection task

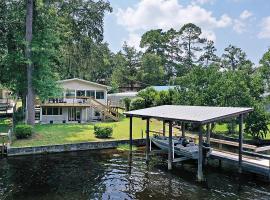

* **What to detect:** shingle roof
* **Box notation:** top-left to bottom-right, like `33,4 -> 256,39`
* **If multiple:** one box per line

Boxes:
124,105 -> 253,124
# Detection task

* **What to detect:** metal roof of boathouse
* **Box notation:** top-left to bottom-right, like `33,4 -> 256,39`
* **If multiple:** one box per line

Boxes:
125,105 -> 253,124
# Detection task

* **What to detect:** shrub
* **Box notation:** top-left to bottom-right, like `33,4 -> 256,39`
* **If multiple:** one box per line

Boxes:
122,97 -> 131,111
130,97 -> 145,110
15,124 -> 33,139
137,87 -> 158,108
94,125 -> 113,138
13,107 -> 24,123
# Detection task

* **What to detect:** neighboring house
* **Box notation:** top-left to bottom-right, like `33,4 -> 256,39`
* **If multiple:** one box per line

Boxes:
108,92 -> 138,108
0,87 -> 14,114
39,78 -> 119,124
151,86 -> 178,92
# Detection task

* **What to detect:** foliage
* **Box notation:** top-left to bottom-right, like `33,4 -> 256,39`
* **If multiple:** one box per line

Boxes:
137,87 -> 159,108
245,104 -> 269,139
130,97 -> 145,110
123,97 -> 131,111
13,107 -> 24,123
94,125 -> 113,138
15,124 -> 33,139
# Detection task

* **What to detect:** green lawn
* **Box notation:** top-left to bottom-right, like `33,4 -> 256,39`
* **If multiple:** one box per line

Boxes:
11,118 -> 165,147
0,118 -> 10,133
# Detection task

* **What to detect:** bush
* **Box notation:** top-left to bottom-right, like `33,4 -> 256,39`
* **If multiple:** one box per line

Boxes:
130,97 -> 145,110
94,125 -> 113,138
122,97 -> 131,111
13,107 -> 24,123
15,124 -> 33,139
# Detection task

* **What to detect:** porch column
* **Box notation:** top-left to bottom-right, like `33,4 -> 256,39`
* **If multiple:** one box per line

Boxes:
238,114 -> 243,174
40,107 -> 42,123
197,124 -> 203,181
206,123 -> 210,145
168,121 -> 173,170
146,118 -> 150,162
181,122 -> 185,137
129,116 -> 133,152
163,121 -> 166,136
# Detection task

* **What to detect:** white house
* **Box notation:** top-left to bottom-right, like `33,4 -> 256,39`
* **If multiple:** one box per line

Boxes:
39,78 -> 119,124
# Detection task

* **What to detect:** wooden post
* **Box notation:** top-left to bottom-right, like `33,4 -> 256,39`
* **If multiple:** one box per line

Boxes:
129,116 -> 133,152
163,121 -> 166,136
168,121 -> 173,170
197,124 -> 203,181
206,123 -> 210,145
181,122 -> 185,137
238,114 -> 243,174
146,118 -> 150,162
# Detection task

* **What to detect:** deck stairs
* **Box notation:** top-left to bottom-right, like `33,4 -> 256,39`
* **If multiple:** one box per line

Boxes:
86,98 -> 120,121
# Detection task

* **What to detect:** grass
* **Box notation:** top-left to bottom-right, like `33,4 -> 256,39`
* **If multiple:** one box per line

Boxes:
0,118 -> 11,133
11,118 -> 165,147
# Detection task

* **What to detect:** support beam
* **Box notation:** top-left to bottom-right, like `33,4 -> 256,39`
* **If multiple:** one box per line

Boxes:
181,122 -> 185,137
206,123 -> 210,145
163,121 -> 166,136
146,118 -> 150,162
238,114 -> 243,174
168,121 -> 173,170
129,116 -> 133,152
197,124 -> 203,182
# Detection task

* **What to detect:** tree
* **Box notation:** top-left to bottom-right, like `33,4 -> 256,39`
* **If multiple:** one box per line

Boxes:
259,48 -> 270,92
25,0 -> 34,125
179,23 -> 206,67
199,40 -> 219,66
111,43 -> 142,90
140,53 -> 165,85
221,45 -> 252,71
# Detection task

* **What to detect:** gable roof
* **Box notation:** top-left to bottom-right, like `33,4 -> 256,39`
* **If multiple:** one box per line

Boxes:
57,78 -> 110,89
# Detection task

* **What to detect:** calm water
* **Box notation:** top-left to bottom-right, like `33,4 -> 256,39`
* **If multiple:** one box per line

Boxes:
0,148 -> 270,200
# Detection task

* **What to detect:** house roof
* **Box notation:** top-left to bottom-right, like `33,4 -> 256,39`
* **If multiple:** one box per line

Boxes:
108,92 -> 138,97
58,78 -> 110,89
150,86 -> 178,92
124,105 -> 253,124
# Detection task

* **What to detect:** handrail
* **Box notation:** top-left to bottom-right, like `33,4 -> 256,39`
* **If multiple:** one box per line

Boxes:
243,150 -> 270,160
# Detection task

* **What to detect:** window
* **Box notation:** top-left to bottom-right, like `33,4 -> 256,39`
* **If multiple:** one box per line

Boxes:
86,90 -> 95,98
66,90 -> 75,97
47,107 -> 53,115
76,90 -> 85,97
42,107 -> 62,115
96,91 -> 104,99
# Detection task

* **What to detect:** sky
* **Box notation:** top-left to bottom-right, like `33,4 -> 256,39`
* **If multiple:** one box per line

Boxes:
103,0 -> 270,65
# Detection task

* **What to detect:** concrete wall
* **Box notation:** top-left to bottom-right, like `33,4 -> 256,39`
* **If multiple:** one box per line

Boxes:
7,139 -> 145,156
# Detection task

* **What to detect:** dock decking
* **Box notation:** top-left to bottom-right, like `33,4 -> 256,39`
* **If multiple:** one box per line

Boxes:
210,150 -> 270,177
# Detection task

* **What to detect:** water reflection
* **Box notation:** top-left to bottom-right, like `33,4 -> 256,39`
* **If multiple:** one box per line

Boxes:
0,149 -> 269,200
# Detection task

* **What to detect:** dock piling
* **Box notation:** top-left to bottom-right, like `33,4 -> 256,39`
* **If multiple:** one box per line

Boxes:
168,121 -> 173,170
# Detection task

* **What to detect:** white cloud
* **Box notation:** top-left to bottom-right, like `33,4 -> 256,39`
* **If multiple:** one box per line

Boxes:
240,10 -> 253,20
192,0 -> 215,5
258,16 -> 270,39
233,10 -> 253,34
124,33 -> 142,49
116,0 -> 233,45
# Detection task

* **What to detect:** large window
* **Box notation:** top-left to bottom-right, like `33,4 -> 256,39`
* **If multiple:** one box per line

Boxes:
96,91 -> 104,99
86,90 -> 95,98
76,90 -> 85,97
42,107 -> 62,115
66,89 -> 75,97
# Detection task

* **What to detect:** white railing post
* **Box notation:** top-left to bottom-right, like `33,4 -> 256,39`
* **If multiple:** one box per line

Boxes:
172,141 -> 175,160
150,137 -> 152,151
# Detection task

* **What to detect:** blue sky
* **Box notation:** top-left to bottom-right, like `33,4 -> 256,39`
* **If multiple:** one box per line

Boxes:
104,0 -> 270,65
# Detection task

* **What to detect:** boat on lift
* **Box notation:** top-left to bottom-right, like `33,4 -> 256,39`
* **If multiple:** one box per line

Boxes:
151,135 -> 211,159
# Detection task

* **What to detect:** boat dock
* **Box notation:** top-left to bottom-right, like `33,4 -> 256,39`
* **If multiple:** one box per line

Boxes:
124,105 -> 270,182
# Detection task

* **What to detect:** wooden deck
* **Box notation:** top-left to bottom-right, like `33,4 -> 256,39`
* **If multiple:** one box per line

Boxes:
210,150 -> 270,177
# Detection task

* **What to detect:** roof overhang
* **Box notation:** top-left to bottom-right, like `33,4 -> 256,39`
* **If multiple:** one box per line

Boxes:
124,105 -> 253,125
57,78 -> 110,90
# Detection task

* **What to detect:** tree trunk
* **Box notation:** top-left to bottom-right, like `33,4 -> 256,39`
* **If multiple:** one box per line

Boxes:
25,0 -> 35,125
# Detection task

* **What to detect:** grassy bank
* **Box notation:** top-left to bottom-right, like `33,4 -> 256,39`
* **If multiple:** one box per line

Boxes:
11,118 -> 164,147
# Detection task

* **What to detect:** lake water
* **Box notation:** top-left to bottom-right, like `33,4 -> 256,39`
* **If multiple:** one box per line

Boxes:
0,148 -> 270,200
